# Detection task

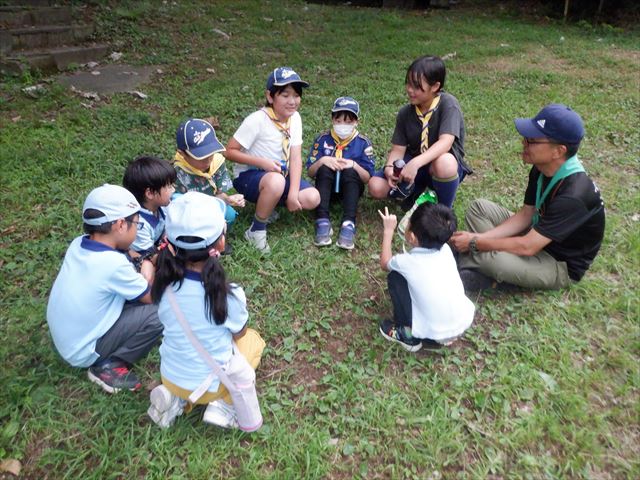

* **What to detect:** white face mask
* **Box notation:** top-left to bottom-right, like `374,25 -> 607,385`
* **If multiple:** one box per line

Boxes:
333,123 -> 356,139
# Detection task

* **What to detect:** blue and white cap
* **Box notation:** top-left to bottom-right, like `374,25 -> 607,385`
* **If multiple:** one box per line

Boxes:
266,67 -> 309,90
331,96 -> 360,118
515,104 -> 585,145
83,184 -> 140,225
165,192 -> 226,250
176,119 -> 225,160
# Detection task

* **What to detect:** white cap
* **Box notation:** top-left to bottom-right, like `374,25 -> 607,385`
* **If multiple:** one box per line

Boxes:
82,184 -> 140,225
166,192 -> 226,250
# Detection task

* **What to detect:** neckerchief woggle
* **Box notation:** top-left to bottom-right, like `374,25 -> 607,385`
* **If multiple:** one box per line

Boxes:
416,94 -> 441,152
533,154 -> 585,225
263,107 -> 291,177
330,128 -> 359,193
173,150 -> 226,194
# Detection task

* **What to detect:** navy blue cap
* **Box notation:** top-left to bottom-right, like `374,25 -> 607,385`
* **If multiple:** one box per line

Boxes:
266,67 -> 309,90
514,103 -> 585,144
331,96 -> 360,118
176,119 -> 225,160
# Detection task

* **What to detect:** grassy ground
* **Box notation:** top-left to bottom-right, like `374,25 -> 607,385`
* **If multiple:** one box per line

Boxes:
1,1 -> 638,478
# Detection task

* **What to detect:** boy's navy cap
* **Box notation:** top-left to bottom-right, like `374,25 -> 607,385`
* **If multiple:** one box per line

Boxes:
331,96 -> 360,118
176,119 -> 225,160
266,67 -> 309,90
166,192 -> 226,250
83,184 -> 140,225
514,103 -> 585,144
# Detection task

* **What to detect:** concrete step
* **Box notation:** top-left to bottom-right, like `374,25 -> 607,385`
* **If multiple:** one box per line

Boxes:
3,23 -> 94,50
0,43 -> 109,74
0,6 -> 72,28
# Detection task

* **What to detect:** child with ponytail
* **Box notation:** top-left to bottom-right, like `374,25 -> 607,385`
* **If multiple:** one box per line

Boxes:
147,192 -> 265,429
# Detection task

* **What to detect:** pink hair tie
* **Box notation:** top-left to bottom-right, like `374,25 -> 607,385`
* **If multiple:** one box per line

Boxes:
208,248 -> 221,259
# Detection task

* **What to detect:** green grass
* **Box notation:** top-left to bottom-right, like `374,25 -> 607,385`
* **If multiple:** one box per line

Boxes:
1,1 -> 638,478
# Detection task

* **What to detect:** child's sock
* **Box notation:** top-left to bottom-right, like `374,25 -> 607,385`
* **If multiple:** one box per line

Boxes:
250,215 -> 268,232
432,174 -> 460,208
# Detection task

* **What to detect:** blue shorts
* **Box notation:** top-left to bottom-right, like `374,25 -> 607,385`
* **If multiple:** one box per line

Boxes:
373,157 -> 468,198
232,170 -> 313,205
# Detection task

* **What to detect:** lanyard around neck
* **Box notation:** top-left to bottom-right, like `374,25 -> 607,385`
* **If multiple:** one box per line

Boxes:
533,155 -> 585,225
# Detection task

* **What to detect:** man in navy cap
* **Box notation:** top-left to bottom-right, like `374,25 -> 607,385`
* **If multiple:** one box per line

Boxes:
450,104 -> 605,291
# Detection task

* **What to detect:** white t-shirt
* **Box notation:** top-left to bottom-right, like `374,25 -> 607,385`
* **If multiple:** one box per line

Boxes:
231,109 -> 303,178
388,244 -> 474,340
158,271 -> 248,393
46,236 -> 149,367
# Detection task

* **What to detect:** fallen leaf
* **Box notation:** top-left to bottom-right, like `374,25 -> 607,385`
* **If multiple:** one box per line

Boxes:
206,67 -> 216,74
0,459 -> 21,476
128,90 -> 148,99
11,115 -> 21,122
110,51 -> 123,61
85,61 -> 99,68
90,70 -> 101,76
211,28 -> 230,40
442,52 -> 457,60
204,116 -> 220,128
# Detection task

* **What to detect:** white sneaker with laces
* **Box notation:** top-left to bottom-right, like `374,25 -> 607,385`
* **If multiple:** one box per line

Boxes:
203,399 -> 239,429
147,385 -> 185,429
245,228 -> 271,254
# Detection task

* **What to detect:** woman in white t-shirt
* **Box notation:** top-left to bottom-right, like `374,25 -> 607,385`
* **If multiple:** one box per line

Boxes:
225,67 -> 320,254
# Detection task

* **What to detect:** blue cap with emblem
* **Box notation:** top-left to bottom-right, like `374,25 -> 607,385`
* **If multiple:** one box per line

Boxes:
266,67 -> 309,90
331,96 -> 360,119
514,103 -> 585,145
176,119 -> 225,160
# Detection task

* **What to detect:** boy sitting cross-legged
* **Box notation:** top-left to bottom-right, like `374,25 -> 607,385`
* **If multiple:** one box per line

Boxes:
378,202 -> 474,352
46,184 -> 163,393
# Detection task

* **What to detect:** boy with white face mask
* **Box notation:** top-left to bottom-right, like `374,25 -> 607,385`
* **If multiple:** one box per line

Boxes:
306,97 -> 376,249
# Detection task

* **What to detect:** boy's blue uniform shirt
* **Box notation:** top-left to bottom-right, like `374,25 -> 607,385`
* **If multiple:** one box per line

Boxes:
158,270 -> 248,393
46,236 -> 149,367
306,130 -> 376,175
131,206 -> 166,255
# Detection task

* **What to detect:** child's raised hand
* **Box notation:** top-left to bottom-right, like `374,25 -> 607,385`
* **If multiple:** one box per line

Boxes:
378,206 -> 397,231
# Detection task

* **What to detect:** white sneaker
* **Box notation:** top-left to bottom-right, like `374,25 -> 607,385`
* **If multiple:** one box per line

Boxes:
203,399 -> 239,429
147,385 -> 185,429
244,228 -> 271,254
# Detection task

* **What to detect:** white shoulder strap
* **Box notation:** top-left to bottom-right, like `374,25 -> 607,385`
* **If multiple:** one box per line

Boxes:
165,287 -> 236,403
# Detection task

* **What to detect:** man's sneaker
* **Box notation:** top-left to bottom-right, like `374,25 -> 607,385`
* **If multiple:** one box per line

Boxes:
458,269 -> 519,293
378,319 -> 422,352
245,228 -> 271,254
203,399 -> 239,429
313,219 -> 333,247
336,221 -> 356,250
147,384 -> 185,429
87,360 -> 141,393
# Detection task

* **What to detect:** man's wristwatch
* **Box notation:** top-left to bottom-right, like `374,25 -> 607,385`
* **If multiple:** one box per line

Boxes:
469,236 -> 480,254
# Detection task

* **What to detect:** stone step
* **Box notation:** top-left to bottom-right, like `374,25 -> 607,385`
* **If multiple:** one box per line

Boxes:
0,42 -> 109,74
3,23 -> 94,50
0,6 -> 72,28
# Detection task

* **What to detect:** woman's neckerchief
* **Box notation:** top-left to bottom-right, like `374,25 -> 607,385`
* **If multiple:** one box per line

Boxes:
173,150 -> 225,194
533,154 -> 586,226
263,107 -> 291,176
415,94 -> 441,153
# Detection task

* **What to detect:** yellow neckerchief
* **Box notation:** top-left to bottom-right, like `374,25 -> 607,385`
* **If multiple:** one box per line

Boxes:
329,128 -> 359,159
173,150 -> 225,193
263,107 -> 291,176
415,94 -> 441,153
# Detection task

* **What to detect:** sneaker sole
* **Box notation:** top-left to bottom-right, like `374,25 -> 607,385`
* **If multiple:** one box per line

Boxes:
336,241 -> 354,250
314,239 -> 332,247
87,370 -> 140,394
379,327 -> 422,352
